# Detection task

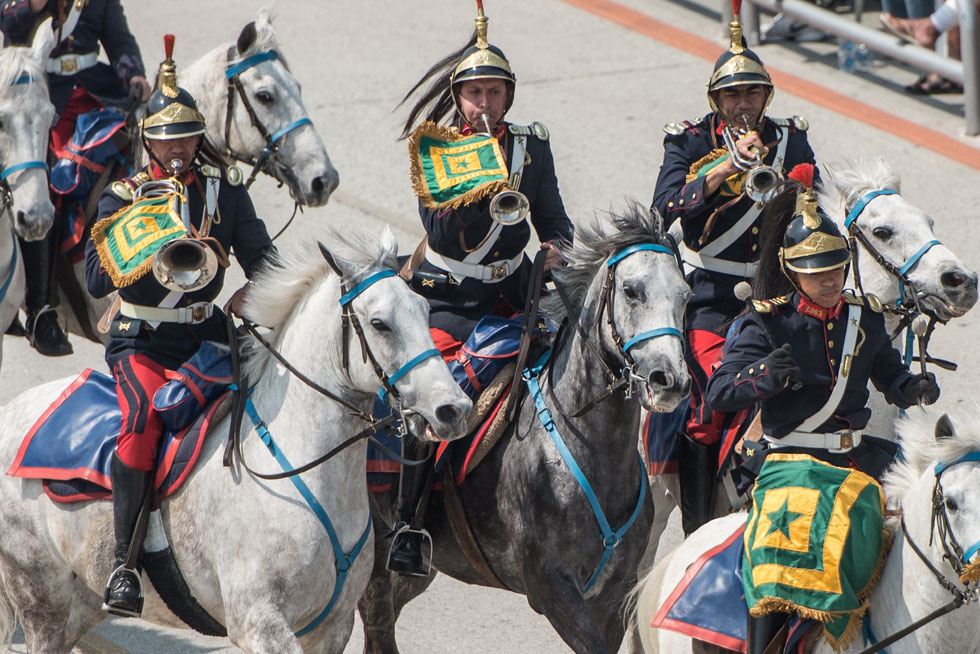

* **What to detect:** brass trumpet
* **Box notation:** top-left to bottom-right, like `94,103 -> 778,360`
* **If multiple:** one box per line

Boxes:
478,114 -> 530,225
721,113 -> 782,203
152,238 -> 219,292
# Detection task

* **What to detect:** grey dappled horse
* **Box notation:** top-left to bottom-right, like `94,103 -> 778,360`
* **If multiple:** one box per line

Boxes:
0,228 -> 470,653
359,206 -> 691,654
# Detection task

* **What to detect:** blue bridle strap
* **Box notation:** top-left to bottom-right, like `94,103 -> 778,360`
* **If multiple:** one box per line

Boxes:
270,117 -> 312,143
900,240 -> 942,276
844,189 -> 898,229
606,243 -> 674,268
523,349 -> 647,593
225,51 -> 278,79
934,451 -> 980,564
338,269 -> 397,306
0,160 -> 48,180
11,73 -> 31,85
377,348 -> 441,406
237,393 -> 372,637
623,327 -> 683,352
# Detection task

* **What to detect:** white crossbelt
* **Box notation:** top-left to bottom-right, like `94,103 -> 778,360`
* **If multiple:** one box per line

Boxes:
424,248 -> 524,283
680,244 -> 758,278
765,430 -> 863,453
45,51 -> 98,75
119,300 -> 213,325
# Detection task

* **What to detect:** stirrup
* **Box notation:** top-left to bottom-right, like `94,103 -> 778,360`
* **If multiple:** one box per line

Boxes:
386,523 -> 433,578
102,564 -> 144,618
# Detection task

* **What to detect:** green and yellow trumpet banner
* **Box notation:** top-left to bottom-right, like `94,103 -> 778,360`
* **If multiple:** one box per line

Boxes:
91,191 -> 187,288
409,121 -> 509,210
742,452 -> 888,650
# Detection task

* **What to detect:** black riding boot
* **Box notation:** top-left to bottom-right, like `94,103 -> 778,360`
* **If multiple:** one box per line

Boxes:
102,453 -> 152,617
387,439 -> 434,577
21,235 -> 72,357
747,612 -> 789,654
676,430 -> 719,536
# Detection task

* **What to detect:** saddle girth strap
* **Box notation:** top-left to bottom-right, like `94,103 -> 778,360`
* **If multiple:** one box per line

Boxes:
439,464 -> 508,589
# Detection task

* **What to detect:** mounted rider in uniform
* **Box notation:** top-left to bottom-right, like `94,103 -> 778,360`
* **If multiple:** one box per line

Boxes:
85,37 -> 274,618
1,0 -> 150,355
651,7 -> 816,535
389,1 -> 574,576
705,167 -> 939,654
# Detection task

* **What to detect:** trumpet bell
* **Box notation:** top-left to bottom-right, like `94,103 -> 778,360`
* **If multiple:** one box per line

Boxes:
489,189 -> 530,225
152,238 -> 219,292
745,165 -> 783,203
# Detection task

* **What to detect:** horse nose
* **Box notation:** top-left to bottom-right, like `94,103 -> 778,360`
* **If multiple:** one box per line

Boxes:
941,266 -> 979,310
648,368 -> 690,395
435,402 -> 464,428
309,170 -> 339,205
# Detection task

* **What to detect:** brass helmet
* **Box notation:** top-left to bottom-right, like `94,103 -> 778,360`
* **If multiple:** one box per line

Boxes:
779,164 -> 850,274
706,3 -> 774,122
450,2 -> 517,122
140,35 -> 206,141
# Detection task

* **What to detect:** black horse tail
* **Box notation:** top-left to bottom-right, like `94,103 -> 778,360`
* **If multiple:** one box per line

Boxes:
397,30 -> 477,140
751,180 -> 805,300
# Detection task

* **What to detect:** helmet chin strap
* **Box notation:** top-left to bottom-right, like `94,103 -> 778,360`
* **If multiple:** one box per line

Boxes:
142,136 -> 203,177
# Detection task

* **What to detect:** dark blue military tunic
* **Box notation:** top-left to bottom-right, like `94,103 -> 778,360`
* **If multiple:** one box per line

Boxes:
653,113 -> 816,333
85,164 -> 275,371
415,123 -> 573,342
1,0 -> 144,113
706,291 -> 916,479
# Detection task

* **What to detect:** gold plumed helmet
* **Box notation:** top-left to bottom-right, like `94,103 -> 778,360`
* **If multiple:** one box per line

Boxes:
706,0 -> 774,118
779,164 -> 851,274
140,35 -> 206,141
450,1 -> 517,119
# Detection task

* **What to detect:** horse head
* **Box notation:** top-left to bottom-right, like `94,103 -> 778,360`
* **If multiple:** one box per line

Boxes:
886,410 -> 980,602
184,7 -> 339,207
821,158 -> 978,322
549,204 -> 691,414
243,226 -> 470,443
0,18 -> 55,241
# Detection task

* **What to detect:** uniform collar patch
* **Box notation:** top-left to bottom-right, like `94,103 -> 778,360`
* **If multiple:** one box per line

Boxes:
796,294 -> 844,321
148,161 -> 196,185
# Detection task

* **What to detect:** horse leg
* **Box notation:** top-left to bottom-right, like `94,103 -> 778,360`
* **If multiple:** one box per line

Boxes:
0,560 -> 81,654
525,566 -> 618,654
227,605 -> 304,654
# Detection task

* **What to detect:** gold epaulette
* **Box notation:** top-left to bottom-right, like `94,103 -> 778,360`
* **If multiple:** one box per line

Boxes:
108,172 -> 151,202
844,290 -> 883,312
752,295 -> 790,314
509,122 -> 549,141
200,164 -> 221,178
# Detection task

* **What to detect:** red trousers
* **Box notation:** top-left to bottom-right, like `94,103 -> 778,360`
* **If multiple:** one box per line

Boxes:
685,329 -> 728,445
113,354 -> 169,471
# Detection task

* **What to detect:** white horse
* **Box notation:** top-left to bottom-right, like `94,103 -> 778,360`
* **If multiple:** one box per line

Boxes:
0,227 -> 472,653
0,21 -> 56,370
632,408 -> 980,654
60,7 -> 341,343
641,158 -> 979,569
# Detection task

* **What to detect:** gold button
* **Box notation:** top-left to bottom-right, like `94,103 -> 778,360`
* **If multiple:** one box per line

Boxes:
693,193 -> 698,199
827,322 -> 834,331
751,226 -> 760,235
831,358 -> 837,366
493,251 -> 500,257
679,199 -> 684,205
749,368 -> 755,375
828,340 -> 835,348
760,363 -> 765,370
668,201 -> 674,207
751,244 -> 758,251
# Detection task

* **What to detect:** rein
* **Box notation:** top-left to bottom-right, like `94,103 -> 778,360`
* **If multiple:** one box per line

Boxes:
858,454 -> 980,653
222,48 -> 309,224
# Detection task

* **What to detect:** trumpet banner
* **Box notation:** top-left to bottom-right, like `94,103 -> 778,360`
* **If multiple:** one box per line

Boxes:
409,121 -> 509,210
742,453 -> 887,650
91,192 -> 187,288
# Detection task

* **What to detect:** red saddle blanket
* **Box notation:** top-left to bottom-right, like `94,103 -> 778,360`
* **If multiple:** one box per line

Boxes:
7,369 -> 223,503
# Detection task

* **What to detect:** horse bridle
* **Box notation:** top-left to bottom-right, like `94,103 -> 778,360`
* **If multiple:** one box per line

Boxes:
223,49 -> 312,193
550,241 -> 685,417
859,454 -> 980,654
0,73 -> 50,223
224,245 -> 439,481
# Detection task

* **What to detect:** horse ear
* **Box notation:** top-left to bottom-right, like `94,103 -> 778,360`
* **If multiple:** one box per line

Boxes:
30,17 -> 57,62
935,413 -> 956,442
317,242 -> 345,278
379,226 -> 399,263
237,21 -> 257,55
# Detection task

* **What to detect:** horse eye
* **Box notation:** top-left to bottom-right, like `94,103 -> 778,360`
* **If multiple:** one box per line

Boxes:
872,227 -> 892,240
622,284 -> 639,301
370,318 -> 390,332
255,90 -> 274,104
946,497 -> 959,512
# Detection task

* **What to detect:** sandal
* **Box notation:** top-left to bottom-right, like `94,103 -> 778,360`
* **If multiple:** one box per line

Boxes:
879,13 -> 918,46
904,74 -> 964,95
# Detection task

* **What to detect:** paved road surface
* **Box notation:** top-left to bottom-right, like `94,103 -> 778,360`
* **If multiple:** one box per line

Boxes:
2,0 -> 979,651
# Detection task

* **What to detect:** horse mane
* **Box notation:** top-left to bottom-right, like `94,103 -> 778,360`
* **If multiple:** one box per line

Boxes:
541,202 -> 667,321
0,46 -> 46,101
883,410 -> 980,508
240,230 -> 398,380
817,158 -> 902,220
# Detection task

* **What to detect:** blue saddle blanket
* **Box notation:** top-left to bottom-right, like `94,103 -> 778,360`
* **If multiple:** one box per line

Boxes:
651,522 -> 815,653
7,369 -> 222,503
